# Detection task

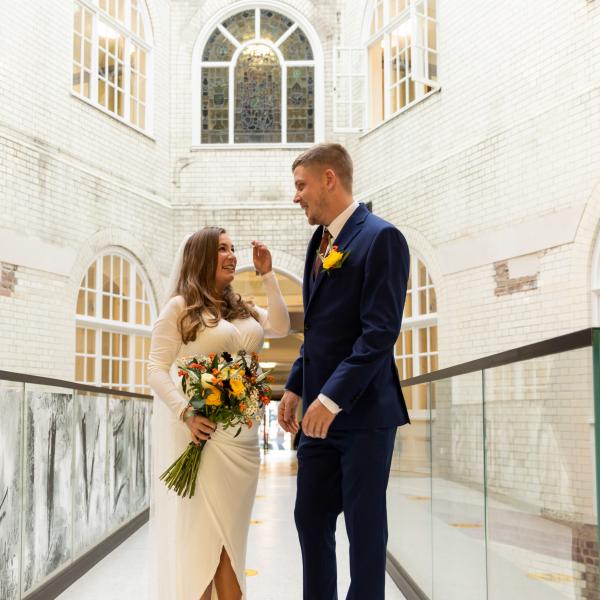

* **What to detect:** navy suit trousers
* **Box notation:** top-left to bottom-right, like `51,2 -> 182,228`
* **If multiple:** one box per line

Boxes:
294,427 -> 397,600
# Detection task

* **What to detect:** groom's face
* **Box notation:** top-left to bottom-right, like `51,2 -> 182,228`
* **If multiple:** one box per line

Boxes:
293,164 -> 328,226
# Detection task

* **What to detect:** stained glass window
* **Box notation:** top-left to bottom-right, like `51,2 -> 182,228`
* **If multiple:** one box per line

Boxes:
280,28 -> 313,61
287,67 -> 314,143
260,9 -> 294,42
202,28 -> 236,61
198,8 -> 316,145
223,11 -> 256,43
235,46 -> 281,143
202,68 -> 229,144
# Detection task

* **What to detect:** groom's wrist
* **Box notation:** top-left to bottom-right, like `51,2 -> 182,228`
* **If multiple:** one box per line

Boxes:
318,393 -> 342,414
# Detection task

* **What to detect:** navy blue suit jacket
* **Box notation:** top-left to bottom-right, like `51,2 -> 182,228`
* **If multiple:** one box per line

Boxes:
285,203 -> 411,431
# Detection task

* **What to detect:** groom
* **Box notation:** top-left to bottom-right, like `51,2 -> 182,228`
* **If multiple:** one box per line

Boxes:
278,143 -> 411,600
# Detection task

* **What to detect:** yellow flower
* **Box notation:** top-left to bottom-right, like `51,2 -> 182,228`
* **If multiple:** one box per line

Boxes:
322,249 -> 344,270
230,377 -> 245,398
205,384 -> 222,406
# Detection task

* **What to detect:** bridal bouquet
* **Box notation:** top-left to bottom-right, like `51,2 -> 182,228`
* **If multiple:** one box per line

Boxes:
160,350 -> 274,499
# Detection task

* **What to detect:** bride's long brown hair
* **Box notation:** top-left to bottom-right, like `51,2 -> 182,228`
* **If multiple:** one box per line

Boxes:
175,227 -> 257,343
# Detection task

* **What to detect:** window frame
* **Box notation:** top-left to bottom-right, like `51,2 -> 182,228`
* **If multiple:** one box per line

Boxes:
395,251 -> 438,420
75,249 -> 156,394
72,0 -> 154,137
334,0 -> 439,133
191,1 -> 324,149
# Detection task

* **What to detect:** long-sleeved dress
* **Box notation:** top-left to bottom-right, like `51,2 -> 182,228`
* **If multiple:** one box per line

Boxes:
147,271 -> 290,600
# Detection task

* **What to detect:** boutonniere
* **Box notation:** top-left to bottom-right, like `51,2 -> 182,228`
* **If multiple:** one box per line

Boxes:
318,245 -> 350,274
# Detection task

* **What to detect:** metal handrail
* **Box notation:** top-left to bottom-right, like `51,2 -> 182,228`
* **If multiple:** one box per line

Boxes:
0,369 -> 153,400
400,328 -> 596,387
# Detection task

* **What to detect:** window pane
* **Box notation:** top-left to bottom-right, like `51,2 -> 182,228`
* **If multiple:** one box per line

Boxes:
368,41 -> 384,126
419,328 -> 428,352
201,67 -> 229,144
403,290 -> 413,318
427,0 -> 437,18
429,286 -> 437,313
234,46 -> 281,143
102,294 -> 110,319
73,35 -> 82,63
287,67 -> 314,143
418,260 -> 427,287
87,329 -> 96,354
88,261 -> 97,289
279,27 -> 313,61
102,331 -> 110,355
223,10 -> 256,43
260,9 -> 294,43
405,329 -> 413,354
76,327 -> 85,353
77,290 -> 85,314
419,290 -> 427,315
428,19 -> 437,51
76,356 -> 84,382
86,357 -> 95,381
202,28 -> 236,62
430,326 -> 438,352
74,4 -> 83,34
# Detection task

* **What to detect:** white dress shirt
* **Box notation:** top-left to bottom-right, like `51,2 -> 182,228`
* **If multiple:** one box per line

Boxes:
317,201 -> 360,414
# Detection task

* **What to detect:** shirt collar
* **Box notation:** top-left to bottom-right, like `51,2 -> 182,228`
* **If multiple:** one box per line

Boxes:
325,201 -> 360,241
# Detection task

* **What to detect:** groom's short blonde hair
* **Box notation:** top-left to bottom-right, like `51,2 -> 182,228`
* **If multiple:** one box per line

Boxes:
292,143 -> 353,193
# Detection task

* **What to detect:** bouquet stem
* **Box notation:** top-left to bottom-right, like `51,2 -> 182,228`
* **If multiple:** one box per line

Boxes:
159,441 -> 205,498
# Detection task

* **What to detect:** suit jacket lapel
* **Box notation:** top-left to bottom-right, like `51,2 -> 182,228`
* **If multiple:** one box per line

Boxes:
305,204 -> 369,315
303,227 -> 323,306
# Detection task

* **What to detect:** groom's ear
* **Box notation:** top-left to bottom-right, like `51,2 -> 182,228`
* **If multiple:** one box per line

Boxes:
323,168 -> 337,190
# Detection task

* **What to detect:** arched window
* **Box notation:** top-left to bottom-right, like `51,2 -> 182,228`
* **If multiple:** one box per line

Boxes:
75,252 -> 155,394
593,233 -> 600,326
193,6 -> 322,146
366,0 -> 438,128
72,0 -> 153,132
395,254 -> 438,412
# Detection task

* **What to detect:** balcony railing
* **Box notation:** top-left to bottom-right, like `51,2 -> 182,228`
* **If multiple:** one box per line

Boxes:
0,372 -> 152,600
387,328 -> 600,600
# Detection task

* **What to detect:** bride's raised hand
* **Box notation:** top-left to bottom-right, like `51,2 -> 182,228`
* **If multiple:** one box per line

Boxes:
252,240 -> 272,275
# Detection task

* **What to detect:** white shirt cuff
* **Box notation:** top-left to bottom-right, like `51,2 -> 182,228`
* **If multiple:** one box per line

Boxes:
318,393 -> 342,414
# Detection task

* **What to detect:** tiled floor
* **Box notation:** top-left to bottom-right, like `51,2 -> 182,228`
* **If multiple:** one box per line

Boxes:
58,450 -> 406,600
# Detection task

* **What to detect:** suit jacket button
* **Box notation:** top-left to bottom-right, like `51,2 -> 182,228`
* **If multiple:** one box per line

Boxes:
304,324 -> 310,331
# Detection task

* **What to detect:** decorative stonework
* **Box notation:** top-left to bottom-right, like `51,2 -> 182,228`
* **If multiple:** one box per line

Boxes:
494,260 -> 538,296
0,263 -> 17,297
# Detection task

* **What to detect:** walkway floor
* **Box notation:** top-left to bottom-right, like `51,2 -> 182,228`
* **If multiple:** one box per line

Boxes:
58,450 -> 406,600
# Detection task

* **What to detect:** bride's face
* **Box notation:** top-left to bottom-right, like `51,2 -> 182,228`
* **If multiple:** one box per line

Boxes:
214,232 -> 237,291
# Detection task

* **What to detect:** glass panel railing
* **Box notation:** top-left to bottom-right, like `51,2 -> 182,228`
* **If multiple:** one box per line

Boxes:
0,380 -> 24,600
484,348 -> 596,600
0,373 -> 151,599
388,383 -> 433,597
431,372 -> 487,599
387,329 -> 600,600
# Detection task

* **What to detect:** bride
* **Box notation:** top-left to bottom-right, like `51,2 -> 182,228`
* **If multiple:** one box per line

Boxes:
147,227 -> 290,600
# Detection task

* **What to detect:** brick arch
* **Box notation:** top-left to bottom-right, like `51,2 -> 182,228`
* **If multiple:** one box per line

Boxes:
574,179 -> 600,325
66,227 -> 163,314
234,247 -> 304,283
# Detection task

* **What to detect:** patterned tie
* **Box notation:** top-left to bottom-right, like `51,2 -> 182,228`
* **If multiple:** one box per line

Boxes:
313,227 -> 332,279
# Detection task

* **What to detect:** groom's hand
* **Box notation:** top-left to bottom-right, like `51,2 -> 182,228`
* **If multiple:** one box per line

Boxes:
278,390 -> 300,434
302,400 -> 336,439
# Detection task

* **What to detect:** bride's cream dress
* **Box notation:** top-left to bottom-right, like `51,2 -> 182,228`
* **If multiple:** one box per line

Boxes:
147,272 -> 290,600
